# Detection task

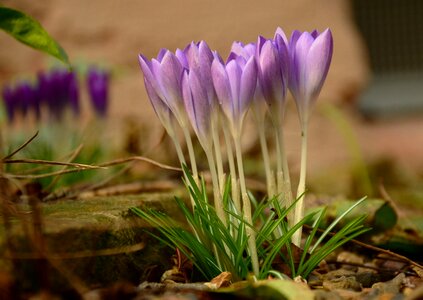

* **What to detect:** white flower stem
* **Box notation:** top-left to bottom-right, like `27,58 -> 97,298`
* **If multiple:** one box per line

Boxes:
205,147 -> 226,226
292,125 -> 308,247
274,128 -> 283,195
277,124 -> 293,209
234,132 -> 259,277
170,134 -> 186,166
211,119 -> 225,194
257,120 -> 275,198
223,125 -> 240,213
167,128 -> 200,211
182,126 -> 199,183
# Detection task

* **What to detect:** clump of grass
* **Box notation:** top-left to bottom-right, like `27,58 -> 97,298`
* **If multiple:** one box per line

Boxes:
132,166 -> 369,281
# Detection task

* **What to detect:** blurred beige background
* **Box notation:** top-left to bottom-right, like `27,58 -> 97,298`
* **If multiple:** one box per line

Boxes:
0,0 -> 422,187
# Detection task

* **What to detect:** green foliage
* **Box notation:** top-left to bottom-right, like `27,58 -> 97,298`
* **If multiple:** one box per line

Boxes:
132,167 -> 370,281
373,201 -> 397,232
0,6 -> 69,65
3,127 -> 112,191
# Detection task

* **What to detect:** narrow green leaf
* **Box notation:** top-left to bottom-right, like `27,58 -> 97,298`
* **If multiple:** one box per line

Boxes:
310,196 -> 367,253
0,7 -> 69,65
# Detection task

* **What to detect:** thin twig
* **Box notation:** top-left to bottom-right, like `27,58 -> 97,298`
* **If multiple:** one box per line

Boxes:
2,131 -> 39,160
4,155 -> 181,180
45,144 -> 84,190
98,156 -> 182,171
3,158 -> 101,169
3,168 -> 87,179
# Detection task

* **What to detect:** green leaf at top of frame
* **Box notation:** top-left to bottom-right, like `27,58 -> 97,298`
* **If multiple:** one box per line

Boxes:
0,6 -> 69,65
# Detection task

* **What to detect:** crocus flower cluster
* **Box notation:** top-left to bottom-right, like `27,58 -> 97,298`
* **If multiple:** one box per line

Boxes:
2,66 -> 110,124
138,28 -> 333,275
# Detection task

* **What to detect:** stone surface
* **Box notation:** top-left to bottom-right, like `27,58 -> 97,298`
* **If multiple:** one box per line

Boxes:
0,192 -> 185,290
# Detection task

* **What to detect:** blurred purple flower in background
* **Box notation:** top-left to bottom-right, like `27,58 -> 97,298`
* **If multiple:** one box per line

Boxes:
87,66 -> 109,117
38,68 -> 80,120
2,81 -> 40,123
1,65 -> 111,125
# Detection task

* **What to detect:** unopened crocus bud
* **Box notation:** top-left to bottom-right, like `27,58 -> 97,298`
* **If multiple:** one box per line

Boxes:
256,29 -> 289,123
138,50 -> 186,127
182,69 -> 212,149
289,29 -> 333,126
183,41 -> 216,108
211,55 -> 257,136
229,41 -> 266,118
87,67 -> 108,117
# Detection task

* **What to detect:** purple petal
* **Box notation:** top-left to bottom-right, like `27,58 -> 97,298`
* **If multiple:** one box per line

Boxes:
310,30 -> 319,39
157,48 -> 168,62
293,32 -> 314,100
181,71 -> 196,132
157,51 -> 184,113
258,40 -> 283,106
305,29 -> 333,98
243,43 -> 256,58
197,41 -> 215,104
274,33 -> 289,78
239,56 -> 257,119
274,27 -> 288,45
257,36 -> 268,54
184,42 -> 199,68
175,48 -> 189,69
289,30 -> 302,52
230,41 -> 245,57
188,70 -> 211,141
212,51 -> 224,64
144,77 -> 173,130
225,59 -> 242,113
138,54 -> 166,101
226,52 -> 238,63
211,59 -> 232,120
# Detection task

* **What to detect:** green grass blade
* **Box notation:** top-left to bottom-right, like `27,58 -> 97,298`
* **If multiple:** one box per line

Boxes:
310,197 -> 366,253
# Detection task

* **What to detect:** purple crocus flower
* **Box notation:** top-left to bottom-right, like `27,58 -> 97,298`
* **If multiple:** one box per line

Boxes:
181,68 -> 212,148
138,50 -> 187,127
143,76 -> 175,134
182,41 -> 216,108
256,28 -> 289,122
211,54 -> 257,135
229,41 -> 266,116
87,66 -> 108,117
289,29 -> 333,125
